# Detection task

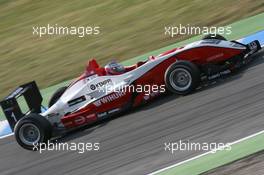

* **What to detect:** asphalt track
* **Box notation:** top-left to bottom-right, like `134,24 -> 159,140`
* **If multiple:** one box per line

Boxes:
0,50 -> 264,175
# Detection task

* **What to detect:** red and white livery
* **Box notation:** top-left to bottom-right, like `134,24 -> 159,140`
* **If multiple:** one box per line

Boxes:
1,34 -> 262,150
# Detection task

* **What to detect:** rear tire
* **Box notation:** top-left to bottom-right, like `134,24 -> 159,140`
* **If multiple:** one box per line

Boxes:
14,114 -> 52,150
203,34 -> 227,41
48,86 -> 67,107
165,61 -> 200,95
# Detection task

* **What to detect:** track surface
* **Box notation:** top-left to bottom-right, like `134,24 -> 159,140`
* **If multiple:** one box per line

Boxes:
0,50 -> 264,175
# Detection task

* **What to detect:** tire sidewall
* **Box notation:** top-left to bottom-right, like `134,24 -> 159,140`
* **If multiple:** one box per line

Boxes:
165,61 -> 200,95
14,114 -> 52,150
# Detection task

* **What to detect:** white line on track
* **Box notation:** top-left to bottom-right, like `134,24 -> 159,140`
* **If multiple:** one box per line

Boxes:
148,129 -> 264,175
0,119 -> 13,139
0,133 -> 14,140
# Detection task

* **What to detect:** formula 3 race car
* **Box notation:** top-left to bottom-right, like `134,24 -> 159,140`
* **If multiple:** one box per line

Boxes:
0,34 -> 262,150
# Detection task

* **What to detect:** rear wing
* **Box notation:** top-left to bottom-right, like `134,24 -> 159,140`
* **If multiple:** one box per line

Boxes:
0,81 -> 43,131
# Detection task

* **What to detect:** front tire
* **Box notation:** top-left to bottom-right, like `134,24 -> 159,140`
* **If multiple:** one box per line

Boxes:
14,114 -> 52,150
165,61 -> 200,95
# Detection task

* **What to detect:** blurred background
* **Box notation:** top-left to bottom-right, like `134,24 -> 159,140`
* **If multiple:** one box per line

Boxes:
0,0 -> 264,98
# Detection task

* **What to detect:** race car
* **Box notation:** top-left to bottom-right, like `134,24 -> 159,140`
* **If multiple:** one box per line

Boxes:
0,34 -> 262,150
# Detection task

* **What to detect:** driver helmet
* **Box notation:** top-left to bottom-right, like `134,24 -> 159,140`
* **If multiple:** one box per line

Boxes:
105,61 -> 125,75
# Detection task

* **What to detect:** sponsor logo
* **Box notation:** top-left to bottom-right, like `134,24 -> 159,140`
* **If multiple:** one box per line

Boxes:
90,79 -> 112,90
74,116 -> 86,125
86,114 -> 96,119
93,91 -> 126,107
73,114 -> 96,125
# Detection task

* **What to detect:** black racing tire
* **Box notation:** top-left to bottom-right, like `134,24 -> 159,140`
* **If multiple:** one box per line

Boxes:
48,86 -> 67,107
165,61 -> 201,95
14,113 -> 52,150
202,34 -> 227,41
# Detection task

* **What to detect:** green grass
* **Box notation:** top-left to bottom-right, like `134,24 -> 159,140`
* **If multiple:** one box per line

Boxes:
122,12 -> 264,65
1,8 -> 264,121
1,0 -> 264,99
156,132 -> 264,175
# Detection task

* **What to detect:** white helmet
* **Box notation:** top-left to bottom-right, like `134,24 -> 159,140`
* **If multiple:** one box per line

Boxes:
105,61 -> 125,75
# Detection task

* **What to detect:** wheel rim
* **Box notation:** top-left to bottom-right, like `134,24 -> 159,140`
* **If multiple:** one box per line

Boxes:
169,68 -> 192,91
18,123 -> 40,146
